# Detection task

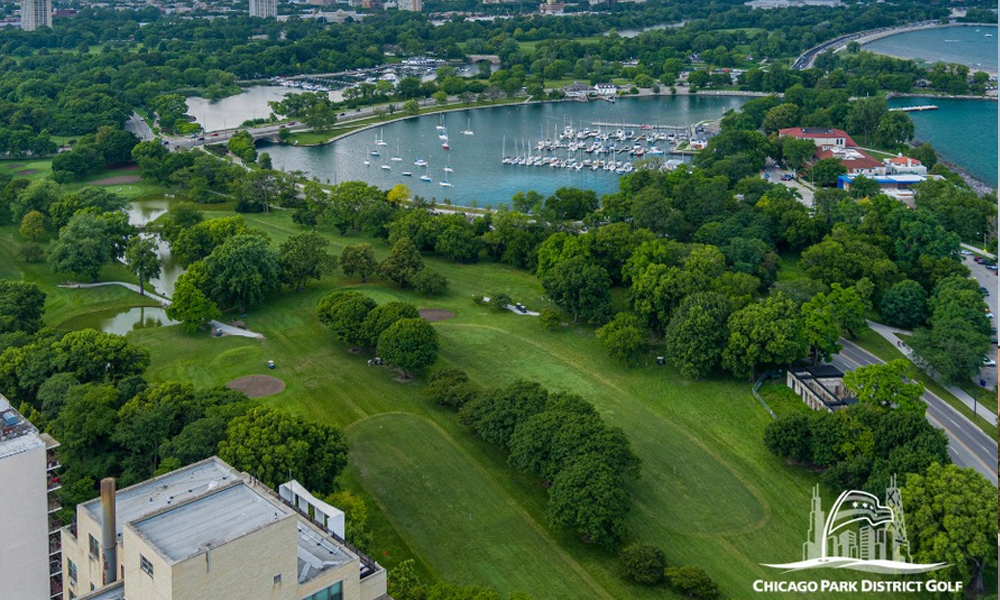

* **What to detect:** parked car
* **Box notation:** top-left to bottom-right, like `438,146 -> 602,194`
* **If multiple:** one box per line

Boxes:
980,287 -> 990,296
982,357 -> 996,367
960,249 -> 973,256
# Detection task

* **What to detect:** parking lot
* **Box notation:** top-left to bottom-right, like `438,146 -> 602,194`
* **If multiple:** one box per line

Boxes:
963,252 -> 998,389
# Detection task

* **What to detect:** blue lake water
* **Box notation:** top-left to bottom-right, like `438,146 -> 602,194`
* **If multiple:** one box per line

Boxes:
887,97 -> 998,188
864,25 -> 998,72
262,95 -> 749,206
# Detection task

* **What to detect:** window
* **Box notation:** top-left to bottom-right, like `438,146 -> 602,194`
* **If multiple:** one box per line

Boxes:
89,534 -> 99,558
67,559 -> 77,584
304,581 -> 342,600
140,554 -> 154,578
273,573 -> 282,585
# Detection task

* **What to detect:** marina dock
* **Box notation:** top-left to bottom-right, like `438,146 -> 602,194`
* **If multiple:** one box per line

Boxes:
887,104 -> 939,112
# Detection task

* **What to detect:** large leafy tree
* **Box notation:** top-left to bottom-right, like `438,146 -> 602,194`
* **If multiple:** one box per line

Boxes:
723,295 -> 807,380
663,292 -> 733,379
0,279 -> 46,335
781,137 -> 816,171
619,543 -> 666,585
547,454 -> 630,549
316,291 -> 377,349
361,301 -> 420,348
52,329 -> 150,383
541,256 -> 612,324
47,212 -> 115,281
49,383 -> 122,481
843,359 -> 924,413
218,406 -> 349,492
203,232 -> 281,311
166,277 -> 221,333
379,236 -> 424,288
278,230 -> 335,291
460,380 -> 548,449
595,312 -> 648,367
124,236 -> 162,296
879,279 -> 927,329
339,242 -> 379,282
800,292 -> 842,364
903,463 -> 998,595
376,317 -> 439,378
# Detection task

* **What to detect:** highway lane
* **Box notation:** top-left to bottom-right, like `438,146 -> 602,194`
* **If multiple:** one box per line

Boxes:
830,340 -> 998,486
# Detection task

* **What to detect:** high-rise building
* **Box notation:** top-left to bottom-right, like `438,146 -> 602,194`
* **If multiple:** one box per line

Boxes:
61,457 -> 387,600
249,0 -> 277,19
397,0 -> 422,12
21,0 -> 52,30
0,393 -> 63,600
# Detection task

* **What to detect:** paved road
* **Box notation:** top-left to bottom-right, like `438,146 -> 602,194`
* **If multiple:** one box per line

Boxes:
761,161 -> 814,206
830,341 -> 998,486
125,113 -> 154,142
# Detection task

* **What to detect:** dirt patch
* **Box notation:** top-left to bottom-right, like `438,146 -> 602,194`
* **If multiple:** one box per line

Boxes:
17,169 -> 37,176
419,308 -> 455,322
90,175 -> 142,185
226,374 -> 286,398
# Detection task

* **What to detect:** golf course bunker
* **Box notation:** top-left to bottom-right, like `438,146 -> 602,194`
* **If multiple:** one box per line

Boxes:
419,309 -> 454,322
226,374 -> 286,397
90,174 -> 142,185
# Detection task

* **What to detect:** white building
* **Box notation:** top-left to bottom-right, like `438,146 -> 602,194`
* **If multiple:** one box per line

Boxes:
397,0 -> 421,11
0,393 -> 63,600
62,457 -> 387,600
594,83 -> 618,96
249,0 -> 277,18
21,0 -> 52,30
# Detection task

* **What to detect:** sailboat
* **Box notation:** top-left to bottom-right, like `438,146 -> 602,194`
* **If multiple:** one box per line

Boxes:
414,158 -> 427,167
380,152 -> 391,170
363,147 -> 371,166
375,128 -> 388,147
420,164 -> 432,182
439,174 -> 452,187
402,171 -> 413,177
442,139 -> 450,150
391,142 -> 403,162
444,163 -> 453,173
461,117 -> 474,136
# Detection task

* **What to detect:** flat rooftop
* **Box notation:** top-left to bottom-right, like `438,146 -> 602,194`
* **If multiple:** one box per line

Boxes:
76,581 -> 124,600
83,457 -> 238,536
0,393 -> 45,460
132,482 -> 293,563
297,522 -> 352,584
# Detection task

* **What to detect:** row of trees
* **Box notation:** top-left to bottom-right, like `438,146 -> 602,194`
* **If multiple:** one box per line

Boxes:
426,374 -> 640,550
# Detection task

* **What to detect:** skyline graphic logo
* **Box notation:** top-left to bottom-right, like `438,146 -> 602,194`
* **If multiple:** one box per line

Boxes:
761,476 -> 949,575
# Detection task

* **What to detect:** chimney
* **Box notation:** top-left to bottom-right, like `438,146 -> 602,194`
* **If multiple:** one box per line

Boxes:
100,477 -> 118,585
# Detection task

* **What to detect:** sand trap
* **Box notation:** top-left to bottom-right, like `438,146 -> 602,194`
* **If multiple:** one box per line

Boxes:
90,175 -> 142,185
17,169 -> 37,176
419,308 -> 455,322
226,374 -> 286,397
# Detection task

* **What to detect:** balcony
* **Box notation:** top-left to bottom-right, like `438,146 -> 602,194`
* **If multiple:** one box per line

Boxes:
47,459 -> 61,472
49,537 -> 62,557
47,474 -> 61,493
49,574 -> 62,600
48,495 -> 62,515
49,558 -> 61,577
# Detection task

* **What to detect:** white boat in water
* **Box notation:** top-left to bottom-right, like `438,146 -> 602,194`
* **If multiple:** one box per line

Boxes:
414,158 -> 427,167
439,180 -> 453,187
444,165 -> 453,173
461,117 -> 474,136
402,171 -> 413,177
375,128 -> 388,146
391,143 -> 403,162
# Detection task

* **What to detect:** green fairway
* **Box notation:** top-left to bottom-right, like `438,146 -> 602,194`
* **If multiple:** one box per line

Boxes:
46,209 -> 926,599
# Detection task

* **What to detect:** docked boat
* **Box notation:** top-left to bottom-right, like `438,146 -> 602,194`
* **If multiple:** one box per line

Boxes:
461,118 -> 474,136
444,165 -> 453,173
402,171 -> 413,177
414,158 -> 427,167
442,141 -> 450,150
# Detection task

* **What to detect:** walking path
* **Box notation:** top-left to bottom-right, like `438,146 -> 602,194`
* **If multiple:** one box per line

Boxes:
962,242 -> 997,260
865,319 -> 997,426
58,282 -> 264,339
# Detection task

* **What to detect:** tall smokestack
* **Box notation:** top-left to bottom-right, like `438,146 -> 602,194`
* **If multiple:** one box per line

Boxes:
100,477 -> 118,585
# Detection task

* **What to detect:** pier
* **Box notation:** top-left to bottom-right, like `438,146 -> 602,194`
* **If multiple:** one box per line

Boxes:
888,105 -> 939,112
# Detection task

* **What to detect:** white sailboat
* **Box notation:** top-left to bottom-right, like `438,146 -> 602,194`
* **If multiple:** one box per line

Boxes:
380,152 -> 391,170
391,142 -> 403,162
414,158 -> 427,167
375,128 -> 388,146
363,147 -> 371,166
420,164 -> 432,182
439,175 -> 452,187
461,117 -> 474,136
444,164 -> 453,173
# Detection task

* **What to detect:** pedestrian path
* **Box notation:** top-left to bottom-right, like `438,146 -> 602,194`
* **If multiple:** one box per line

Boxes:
59,281 -> 264,339
866,319 -> 997,426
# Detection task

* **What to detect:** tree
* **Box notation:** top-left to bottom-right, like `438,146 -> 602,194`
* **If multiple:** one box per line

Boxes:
539,308 -> 561,332
424,368 -> 480,409
411,269 -> 448,296
879,280 -> 927,329
809,158 -> 847,187
541,256 -> 612,324
51,328 -> 150,383
19,210 -> 45,241
158,202 -> 204,243
902,463 -> 998,595
204,232 -> 281,311
339,243 -> 379,283
782,138 -> 816,171
386,184 -> 411,206
361,302 -> 420,348
723,295 -> 807,380
663,292 -> 734,379
227,130 -> 257,163
316,291 -> 377,349
847,175 -> 880,199
908,319 -> 989,386
278,231 -> 335,291
800,292 -> 841,365
547,454 -> 629,549
124,236 -> 161,296
435,224 -> 481,263
845,97 -> 887,146
595,312 -> 647,367
761,103 -> 800,133
619,543 -> 666,585
376,317 -> 439,378
403,99 -> 420,115
12,179 -> 60,223
49,383 -> 121,480
664,566 -> 720,599
763,413 -> 812,462
47,212 -> 114,281
166,277 -> 221,333
0,280 -> 46,335
873,111 -> 914,148
218,406 -> 349,492
379,236 -> 424,288
843,359 -> 924,413
460,380 -> 548,449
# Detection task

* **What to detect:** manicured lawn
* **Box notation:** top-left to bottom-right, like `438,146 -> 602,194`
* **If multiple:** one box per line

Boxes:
0,158 -> 53,180
759,379 -> 813,418
97,210 -> 923,599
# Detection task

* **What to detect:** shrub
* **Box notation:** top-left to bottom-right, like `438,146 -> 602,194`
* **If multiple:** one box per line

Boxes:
664,566 -> 720,599
490,292 -> 512,312
539,308 -> 561,331
619,542 -> 666,585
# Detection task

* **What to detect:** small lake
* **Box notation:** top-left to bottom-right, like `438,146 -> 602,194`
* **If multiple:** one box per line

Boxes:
187,86 -> 299,132
864,25 -> 998,72
64,306 -> 178,336
127,195 -> 185,296
263,94 -> 749,206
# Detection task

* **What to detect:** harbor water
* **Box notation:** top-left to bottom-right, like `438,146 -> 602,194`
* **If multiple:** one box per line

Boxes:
262,95 -> 749,206
863,25 -> 998,73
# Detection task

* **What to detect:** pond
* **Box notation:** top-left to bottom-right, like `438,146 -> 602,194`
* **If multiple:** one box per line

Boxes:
63,306 -> 178,336
127,194 -> 185,296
